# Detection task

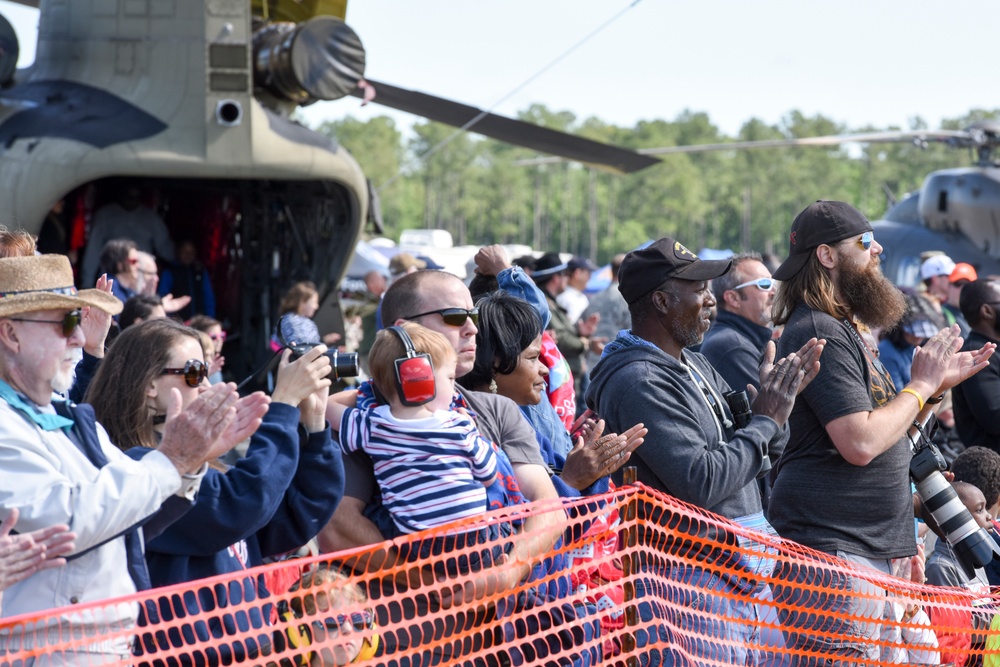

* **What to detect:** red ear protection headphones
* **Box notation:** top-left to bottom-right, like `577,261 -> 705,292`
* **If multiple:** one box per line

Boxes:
387,325 -> 436,406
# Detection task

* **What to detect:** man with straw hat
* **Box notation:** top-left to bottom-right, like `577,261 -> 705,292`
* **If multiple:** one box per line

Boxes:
0,254 -> 270,662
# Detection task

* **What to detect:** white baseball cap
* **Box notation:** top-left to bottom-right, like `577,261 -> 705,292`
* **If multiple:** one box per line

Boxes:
920,255 -> 956,280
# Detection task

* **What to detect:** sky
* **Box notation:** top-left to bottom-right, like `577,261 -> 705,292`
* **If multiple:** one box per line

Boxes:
0,0 -> 996,143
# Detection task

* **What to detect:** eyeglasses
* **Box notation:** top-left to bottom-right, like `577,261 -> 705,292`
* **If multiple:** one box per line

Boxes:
209,331 -> 227,342
733,277 -> 774,292
405,307 -> 479,327
856,231 -> 875,251
128,257 -> 139,265
323,610 -> 376,636
8,310 -> 82,338
160,359 -> 208,387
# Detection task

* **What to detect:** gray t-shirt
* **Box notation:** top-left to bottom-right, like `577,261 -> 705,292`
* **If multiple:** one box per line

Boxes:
768,305 -> 915,559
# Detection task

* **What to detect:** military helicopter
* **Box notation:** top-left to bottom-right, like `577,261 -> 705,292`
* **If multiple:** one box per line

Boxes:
641,121 -> 1000,286
519,121 -> 1000,287
0,0 -> 655,379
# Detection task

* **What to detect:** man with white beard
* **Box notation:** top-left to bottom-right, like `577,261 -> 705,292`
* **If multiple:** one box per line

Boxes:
0,254 -> 268,664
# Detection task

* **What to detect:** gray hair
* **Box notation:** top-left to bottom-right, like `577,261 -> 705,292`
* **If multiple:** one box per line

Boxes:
711,252 -> 764,303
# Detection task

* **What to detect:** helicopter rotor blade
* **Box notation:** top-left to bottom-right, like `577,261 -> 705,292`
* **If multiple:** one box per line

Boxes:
353,79 -> 661,175
512,129 -> 980,168
637,129 -> 975,156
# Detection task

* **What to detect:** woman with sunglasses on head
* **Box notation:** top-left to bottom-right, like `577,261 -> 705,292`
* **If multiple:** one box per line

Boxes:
85,318 -> 344,666
187,314 -> 227,383
96,238 -> 141,305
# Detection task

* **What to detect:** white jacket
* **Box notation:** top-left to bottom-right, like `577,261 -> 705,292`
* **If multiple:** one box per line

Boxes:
0,398 -> 183,654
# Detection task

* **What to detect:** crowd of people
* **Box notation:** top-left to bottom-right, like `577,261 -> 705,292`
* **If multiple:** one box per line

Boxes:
0,194 -> 1000,667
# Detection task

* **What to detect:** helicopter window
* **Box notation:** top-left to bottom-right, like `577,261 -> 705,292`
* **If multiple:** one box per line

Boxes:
895,256 -> 923,289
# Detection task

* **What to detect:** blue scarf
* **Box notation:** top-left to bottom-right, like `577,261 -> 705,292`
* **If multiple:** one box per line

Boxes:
0,379 -> 73,432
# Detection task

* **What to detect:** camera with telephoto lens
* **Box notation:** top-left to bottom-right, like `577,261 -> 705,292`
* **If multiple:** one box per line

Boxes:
288,343 -> 359,380
725,390 -> 769,478
911,438 -> 1000,578
277,313 -> 359,380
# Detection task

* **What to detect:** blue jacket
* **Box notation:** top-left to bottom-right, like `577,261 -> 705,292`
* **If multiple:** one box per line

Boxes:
700,309 -> 773,394
128,403 -> 343,665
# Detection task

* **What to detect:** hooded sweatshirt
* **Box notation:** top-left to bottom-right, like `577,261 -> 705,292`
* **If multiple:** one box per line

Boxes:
586,330 -> 786,519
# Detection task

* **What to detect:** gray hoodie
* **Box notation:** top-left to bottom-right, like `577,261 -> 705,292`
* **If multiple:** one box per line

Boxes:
586,334 -> 786,519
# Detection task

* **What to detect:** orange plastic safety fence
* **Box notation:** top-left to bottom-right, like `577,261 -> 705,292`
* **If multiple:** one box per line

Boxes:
2,483 -> 999,667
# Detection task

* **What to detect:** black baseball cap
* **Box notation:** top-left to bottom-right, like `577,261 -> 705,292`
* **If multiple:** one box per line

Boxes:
618,238 -> 732,304
773,201 -> 873,281
531,252 -> 569,281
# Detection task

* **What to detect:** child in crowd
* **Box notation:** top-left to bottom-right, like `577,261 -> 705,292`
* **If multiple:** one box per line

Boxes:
327,322 -> 497,542
950,446 -> 1000,586
187,314 -> 226,383
273,281 -> 340,350
277,564 -> 379,666
926,481 -> 996,666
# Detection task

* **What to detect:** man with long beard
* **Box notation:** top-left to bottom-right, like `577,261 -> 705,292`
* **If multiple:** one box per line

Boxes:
767,200 -> 996,666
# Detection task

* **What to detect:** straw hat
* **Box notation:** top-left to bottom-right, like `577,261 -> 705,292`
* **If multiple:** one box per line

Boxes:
0,254 -> 123,318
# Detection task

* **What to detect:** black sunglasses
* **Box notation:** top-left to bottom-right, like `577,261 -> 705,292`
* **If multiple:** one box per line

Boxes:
406,307 -> 479,327
160,359 -> 208,387
8,310 -> 82,338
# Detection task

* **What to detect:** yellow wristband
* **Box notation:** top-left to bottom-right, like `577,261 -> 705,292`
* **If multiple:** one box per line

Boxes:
900,387 -> 925,411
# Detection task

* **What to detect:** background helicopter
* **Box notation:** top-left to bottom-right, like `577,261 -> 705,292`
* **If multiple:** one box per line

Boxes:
0,0 -> 655,381
638,122 -> 1000,286
517,121 -> 1000,287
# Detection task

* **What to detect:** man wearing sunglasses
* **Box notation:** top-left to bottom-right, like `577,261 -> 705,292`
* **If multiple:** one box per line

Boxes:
768,200 -> 996,665
0,254 -> 269,661
701,252 -> 777,397
320,265 -> 617,665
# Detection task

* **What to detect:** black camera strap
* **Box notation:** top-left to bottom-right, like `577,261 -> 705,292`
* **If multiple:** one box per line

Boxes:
840,318 -> 897,404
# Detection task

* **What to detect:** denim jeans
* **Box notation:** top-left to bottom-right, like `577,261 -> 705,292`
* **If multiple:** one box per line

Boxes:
633,564 -> 763,667
772,552 -> 891,667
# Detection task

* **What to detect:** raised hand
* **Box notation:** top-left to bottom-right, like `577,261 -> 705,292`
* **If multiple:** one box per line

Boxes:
81,274 -> 115,357
473,244 -> 512,277
158,383 -> 241,474
560,419 -> 647,490
752,350 -> 812,427
271,346 -> 333,408
208,391 -> 271,460
577,313 -> 600,337
0,508 -> 75,591
160,294 -> 192,314
299,379 -> 332,433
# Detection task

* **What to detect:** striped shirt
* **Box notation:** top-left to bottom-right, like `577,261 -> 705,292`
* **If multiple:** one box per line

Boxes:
339,405 -> 498,534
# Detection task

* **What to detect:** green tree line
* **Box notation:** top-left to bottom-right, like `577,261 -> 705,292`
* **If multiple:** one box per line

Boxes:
314,107 -> 1000,264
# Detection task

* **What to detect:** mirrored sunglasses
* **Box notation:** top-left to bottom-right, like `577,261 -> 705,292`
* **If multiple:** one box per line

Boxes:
160,359 -> 208,387
406,307 -> 479,327
8,310 -> 82,338
323,610 -> 376,635
733,277 -> 774,292
856,231 -> 874,251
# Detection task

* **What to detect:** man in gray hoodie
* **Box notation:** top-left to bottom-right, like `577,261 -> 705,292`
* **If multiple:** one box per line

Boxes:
586,236 -> 822,666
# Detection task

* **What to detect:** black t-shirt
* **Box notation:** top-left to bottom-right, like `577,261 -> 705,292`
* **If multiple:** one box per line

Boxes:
768,305 -> 915,559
